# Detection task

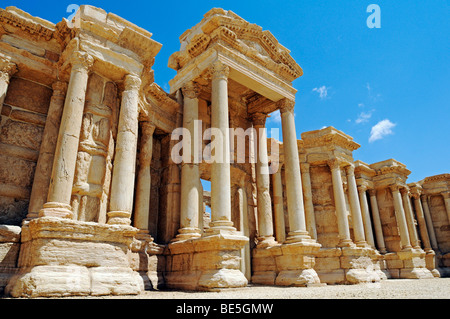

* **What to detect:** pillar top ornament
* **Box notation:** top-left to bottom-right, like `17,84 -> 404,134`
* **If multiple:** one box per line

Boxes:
141,121 -> 156,134
277,98 -> 295,114
389,184 -> 402,192
400,186 -> 410,196
327,158 -> 342,170
251,112 -> 269,127
368,188 -> 377,197
300,162 -> 310,172
0,56 -> 17,78
209,60 -> 229,80
357,184 -> 368,193
182,81 -> 200,99
52,81 -> 68,96
345,163 -> 355,175
442,191 -> 450,199
70,51 -> 94,71
124,73 -> 142,91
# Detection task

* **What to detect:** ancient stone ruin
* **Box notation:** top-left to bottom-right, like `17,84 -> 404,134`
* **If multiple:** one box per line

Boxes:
0,6 -> 448,297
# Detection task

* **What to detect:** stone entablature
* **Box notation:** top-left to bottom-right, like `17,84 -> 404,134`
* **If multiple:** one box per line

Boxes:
0,5 -> 448,297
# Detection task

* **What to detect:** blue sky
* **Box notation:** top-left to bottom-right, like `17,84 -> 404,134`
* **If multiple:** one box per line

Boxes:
4,1 -> 449,182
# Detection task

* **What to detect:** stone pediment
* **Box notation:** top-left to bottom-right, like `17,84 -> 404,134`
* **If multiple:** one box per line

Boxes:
168,8 -> 302,83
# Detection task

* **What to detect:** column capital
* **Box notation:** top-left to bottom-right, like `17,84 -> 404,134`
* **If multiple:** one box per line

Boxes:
51,81 -> 68,97
300,162 -> 310,172
389,184 -> 401,192
0,57 -> 17,80
124,73 -> 142,92
441,191 -> 450,199
209,60 -> 229,80
70,51 -> 94,71
420,194 -> 429,202
182,81 -> 200,99
357,184 -> 368,194
251,112 -> 268,127
327,158 -> 341,170
277,98 -> 295,114
368,188 -> 377,197
345,163 -> 355,176
399,186 -> 410,196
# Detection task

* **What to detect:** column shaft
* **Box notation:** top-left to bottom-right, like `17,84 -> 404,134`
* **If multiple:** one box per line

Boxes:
328,159 -> 352,246
401,189 -> 420,248
40,51 -> 93,219
28,81 -> 67,218
107,74 -> 141,225
134,121 -> 155,232
301,162 -> 317,240
279,99 -> 310,243
421,195 -> 439,252
413,195 -> 432,252
369,189 -> 387,253
390,186 -> 412,250
272,166 -> 286,243
209,61 -> 234,231
346,165 -> 367,246
358,186 -> 375,248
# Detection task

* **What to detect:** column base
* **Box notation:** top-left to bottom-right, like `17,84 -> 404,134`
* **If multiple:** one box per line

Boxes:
384,248 -> 435,279
256,236 -> 278,248
208,220 -> 236,232
165,232 -> 248,291
6,217 -> 142,297
107,211 -> 132,225
39,202 -> 73,219
284,230 -> 312,244
172,227 -> 202,242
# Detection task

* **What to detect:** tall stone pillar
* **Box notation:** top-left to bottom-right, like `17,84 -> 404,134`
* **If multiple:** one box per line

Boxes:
0,56 -> 17,116
134,121 -> 156,235
278,99 -> 310,243
358,185 -> 375,248
208,61 -> 234,231
345,164 -> 367,247
252,112 -> 276,246
421,195 -> 439,252
328,159 -> 352,247
175,81 -> 202,240
301,162 -> 317,240
368,189 -> 387,253
390,185 -> 412,250
442,191 -> 450,224
400,188 -> 420,249
27,81 -> 67,219
411,192 -> 432,252
40,51 -> 94,219
107,74 -> 141,225
272,165 -> 286,243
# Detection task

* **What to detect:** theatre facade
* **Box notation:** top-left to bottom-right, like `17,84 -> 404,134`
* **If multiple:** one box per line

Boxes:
0,5 -> 448,297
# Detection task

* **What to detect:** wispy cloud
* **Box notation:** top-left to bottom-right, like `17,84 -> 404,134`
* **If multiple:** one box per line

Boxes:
355,110 -> 374,124
268,109 -> 281,124
366,83 -> 382,102
312,86 -> 330,100
369,119 -> 396,142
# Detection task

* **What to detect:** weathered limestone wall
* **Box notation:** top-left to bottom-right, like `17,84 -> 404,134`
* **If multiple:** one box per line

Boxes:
375,188 -> 402,252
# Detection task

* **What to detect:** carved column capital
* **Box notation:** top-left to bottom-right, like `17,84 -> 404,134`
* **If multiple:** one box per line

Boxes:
345,163 -> 355,176
182,81 -> 200,99
124,74 -> 142,92
389,184 -> 401,192
441,191 -> 450,199
51,81 -> 68,97
357,184 -> 368,194
300,162 -> 310,173
368,188 -> 377,197
327,158 -> 341,170
251,112 -> 268,127
0,57 -> 17,81
277,98 -> 295,114
209,60 -> 229,80
70,51 -> 94,71
400,186 -> 410,196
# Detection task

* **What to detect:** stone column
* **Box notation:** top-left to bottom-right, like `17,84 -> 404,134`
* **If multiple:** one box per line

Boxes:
368,189 -> 387,253
441,191 -> 450,224
358,185 -> 375,248
0,56 -> 17,116
328,159 -> 352,247
400,188 -> 420,249
390,185 -> 412,250
301,162 -> 317,240
272,164 -> 285,243
345,164 -> 367,247
208,60 -> 234,231
40,51 -> 94,219
175,81 -> 202,240
412,192 -> 432,252
134,121 -> 156,235
421,195 -> 439,252
278,99 -> 310,243
27,81 -> 68,219
252,112 -> 276,246
107,74 -> 141,225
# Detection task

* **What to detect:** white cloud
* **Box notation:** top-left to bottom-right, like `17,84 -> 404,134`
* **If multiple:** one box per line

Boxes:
355,111 -> 373,124
312,86 -> 329,100
369,119 -> 396,143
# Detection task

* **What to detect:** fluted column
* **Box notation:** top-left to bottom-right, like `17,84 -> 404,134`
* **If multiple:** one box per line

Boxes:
421,195 -> 439,252
134,121 -> 156,235
400,188 -> 420,249
368,189 -> 387,253
411,192 -> 432,252
0,56 -> 17,116
175,81 -> 202,240
390,185 -> 412,250
328,159 -> 352,247
107,74 -> 141,225
442,191 -> 450,224
252,112 -> 276,246
40,51 -> 93,219
358,185 -> 375,248
301,162 -> 317,240
345,164 -> 367,247
208,60 -> 234,231
28,81 -> 68,219
272,164 -> 286,243
278,99 -> 310,243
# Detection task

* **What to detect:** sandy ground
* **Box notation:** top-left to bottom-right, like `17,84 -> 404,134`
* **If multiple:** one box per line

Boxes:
66,277 -> 450,299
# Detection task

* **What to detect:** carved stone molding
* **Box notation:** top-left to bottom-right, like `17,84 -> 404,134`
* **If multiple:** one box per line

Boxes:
209,60 -> 230,80
0,57 -> 17,82
70,51 -> 94,71
345,164 -> 355,176
327,158 -> 341,170
181,81 -> 200,99
277,98 -> 295,114
124,74 -> 142,92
